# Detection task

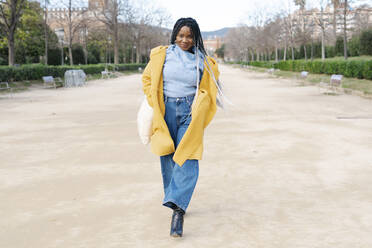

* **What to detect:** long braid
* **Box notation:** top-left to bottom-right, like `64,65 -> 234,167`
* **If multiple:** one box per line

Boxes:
170,17 -> 207,56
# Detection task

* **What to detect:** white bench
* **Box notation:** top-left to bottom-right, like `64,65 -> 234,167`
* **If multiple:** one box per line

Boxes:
42,76 -> 63,89
101,69 -> 114,79
267,68 -> 275,74
330,74 -> 343,88
301,71 -> 308,79
319,74 -> 343,94
0,82 -> 13,98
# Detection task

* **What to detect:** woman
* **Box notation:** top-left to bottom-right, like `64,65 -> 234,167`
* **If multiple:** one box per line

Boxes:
141,17 -> 220,237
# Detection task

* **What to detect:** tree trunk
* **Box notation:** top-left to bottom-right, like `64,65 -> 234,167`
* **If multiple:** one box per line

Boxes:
8,34 -> 15,66
333,3 -> 337,43
275,45 -> 278,62
256,50 -> 259,61
83,28 -> 88,64
291,46 -> 294,60
343,0 -> 348,60
61,45 -> 64,65
83,45 -> 88,65
311,37 -> 314,60
44,2 -> 48,65
283,38 -> 287,61
114,22 -> 119,64
5,0 -> 26,66
320,6 -> 325,60
69,44 -> 73,65
68,0 -> 73,65
321,29 -> 325,60
304,44 -> 307,61
136,42 -> 140,63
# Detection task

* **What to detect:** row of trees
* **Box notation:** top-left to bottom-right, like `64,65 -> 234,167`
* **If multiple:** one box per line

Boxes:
224,0 -> 371,62
0,0 -> 171,66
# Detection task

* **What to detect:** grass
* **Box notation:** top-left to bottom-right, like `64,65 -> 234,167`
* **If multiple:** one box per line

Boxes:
239,65 -> 372,96
0,70 -> 142,96
312,56 -> 372,61
273,70 -> 372,95
266,55 -> 372,62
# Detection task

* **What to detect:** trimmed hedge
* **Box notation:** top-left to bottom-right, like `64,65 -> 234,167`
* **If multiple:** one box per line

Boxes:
0,63 -> 146,82
239,59 -> 372,80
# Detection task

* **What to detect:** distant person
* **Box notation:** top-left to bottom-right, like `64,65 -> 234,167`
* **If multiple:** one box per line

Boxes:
142,17 -> 221,237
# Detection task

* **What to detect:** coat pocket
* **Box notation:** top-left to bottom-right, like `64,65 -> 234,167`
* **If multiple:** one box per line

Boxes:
192,90 -> 211,114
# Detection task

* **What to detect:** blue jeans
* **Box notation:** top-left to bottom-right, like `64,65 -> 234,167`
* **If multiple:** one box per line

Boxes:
160,94 -> 199,213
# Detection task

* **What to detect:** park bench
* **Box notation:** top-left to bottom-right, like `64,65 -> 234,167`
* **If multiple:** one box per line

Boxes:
0,82 -> 13,98
330,74 -> 343,89
267,68 -> 275,74
301,71 -> 308,79
42,76 -> 63,89
319,74 -> 343,94
101,69 -> 114,79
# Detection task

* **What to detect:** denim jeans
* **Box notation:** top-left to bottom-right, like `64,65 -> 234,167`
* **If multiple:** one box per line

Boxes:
160,94 -> 199,213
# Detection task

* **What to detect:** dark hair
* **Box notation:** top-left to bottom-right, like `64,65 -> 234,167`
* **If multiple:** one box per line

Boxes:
170,17 -> 207,56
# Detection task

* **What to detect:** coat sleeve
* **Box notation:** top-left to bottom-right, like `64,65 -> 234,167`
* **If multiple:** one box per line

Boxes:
141,59 -> 153,107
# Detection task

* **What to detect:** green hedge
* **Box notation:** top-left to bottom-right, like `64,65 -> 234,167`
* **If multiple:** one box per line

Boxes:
0,63 -> 146,82
239,59 -> 372,80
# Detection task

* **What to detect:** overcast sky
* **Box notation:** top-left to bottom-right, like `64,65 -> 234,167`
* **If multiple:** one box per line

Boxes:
155,0 -> 286,31
48,0 -> 372,32
154,0 -> 372,31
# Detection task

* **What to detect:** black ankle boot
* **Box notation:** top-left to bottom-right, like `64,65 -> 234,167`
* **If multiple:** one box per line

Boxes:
170,208 -> 185,237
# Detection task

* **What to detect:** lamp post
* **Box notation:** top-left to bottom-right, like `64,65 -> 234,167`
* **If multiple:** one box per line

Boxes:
132,45 -> 136,64
55,28 -> 65,65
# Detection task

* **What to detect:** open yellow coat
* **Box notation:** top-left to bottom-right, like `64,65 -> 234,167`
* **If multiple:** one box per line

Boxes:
142,45 -> 220,166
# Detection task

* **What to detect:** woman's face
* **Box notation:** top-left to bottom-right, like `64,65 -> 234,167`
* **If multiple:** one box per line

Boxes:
175,26 -> 194,51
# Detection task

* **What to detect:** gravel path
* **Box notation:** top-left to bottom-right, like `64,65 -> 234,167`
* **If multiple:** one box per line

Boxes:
1,65 -> 372,247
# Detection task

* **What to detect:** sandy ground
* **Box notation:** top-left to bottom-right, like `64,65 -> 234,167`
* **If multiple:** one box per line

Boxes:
1,65 -> 372,248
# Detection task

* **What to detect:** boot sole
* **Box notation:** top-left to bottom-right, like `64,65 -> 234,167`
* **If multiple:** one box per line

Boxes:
170,233 -> 182,237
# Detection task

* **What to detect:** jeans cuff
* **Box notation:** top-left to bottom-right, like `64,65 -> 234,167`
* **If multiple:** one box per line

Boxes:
162,200 -> 187,213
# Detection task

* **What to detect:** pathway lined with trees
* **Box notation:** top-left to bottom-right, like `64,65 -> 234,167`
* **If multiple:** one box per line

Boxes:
1,65 -> 372,247
224,1 -> 371,62
0,0 -> 171,66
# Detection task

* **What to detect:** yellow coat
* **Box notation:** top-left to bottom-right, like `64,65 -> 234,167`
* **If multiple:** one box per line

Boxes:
142,45 -> 220,166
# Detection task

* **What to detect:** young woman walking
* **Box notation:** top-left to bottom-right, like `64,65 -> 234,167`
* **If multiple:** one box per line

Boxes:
141,17 -> 220,237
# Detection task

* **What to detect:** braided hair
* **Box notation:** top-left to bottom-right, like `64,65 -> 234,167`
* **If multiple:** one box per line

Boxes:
170,17 -> 207,56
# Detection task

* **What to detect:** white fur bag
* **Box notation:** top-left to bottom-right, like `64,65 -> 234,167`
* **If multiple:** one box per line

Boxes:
137,96 -> 153,145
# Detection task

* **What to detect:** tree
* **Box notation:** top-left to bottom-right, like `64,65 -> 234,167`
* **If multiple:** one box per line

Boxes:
0,1 -> 58,64
331,0 -> 340,43
215,44 -> 225,59
58,0 -> 89,65
15,1 -> 56,63
314,0 -> 330,60
131,0 -> 170,63
282,1 -> 297,60
42,0 -> 49,64
353,4 -> 372,34
359,29 -> 372,55
0,0 -> 26,65
342,0 -> 349,59
294,0 -> 315,60
93,0 -> 133,64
